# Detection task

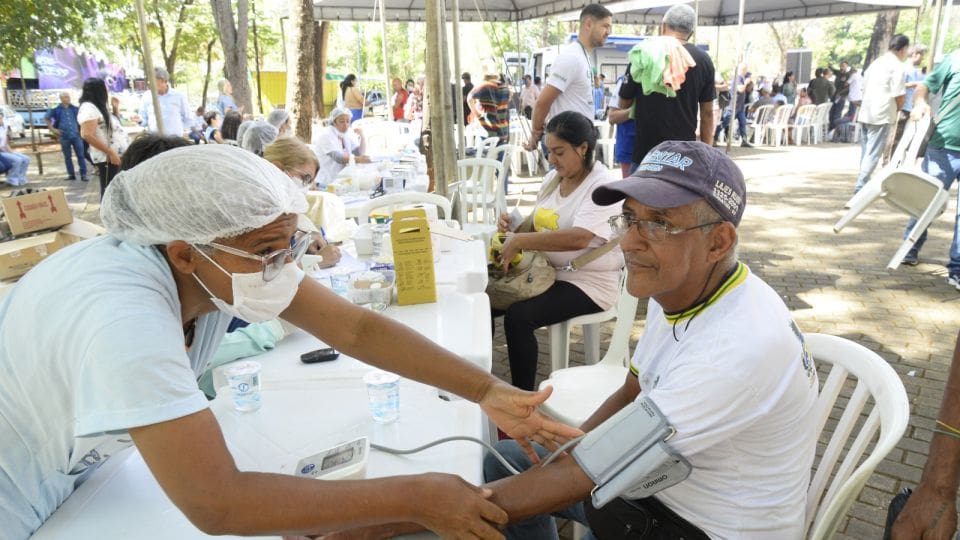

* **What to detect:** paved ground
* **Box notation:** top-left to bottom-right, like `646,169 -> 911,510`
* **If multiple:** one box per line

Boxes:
5,139 -> 960,537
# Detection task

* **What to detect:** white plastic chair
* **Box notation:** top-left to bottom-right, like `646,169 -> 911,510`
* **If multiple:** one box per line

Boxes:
357,192 -> 453,223
516,116 -> 544,175
812,103 -> 833,144
834,116 -> 948,269
802,333 -> 910,540
538,280 -> 639,427
596,122 -> 617,168
453,157 -> 504,225
767,104 -> 794,147
747,104 -> 775,145
548,271 -> 634,374
789,105 -> 818,146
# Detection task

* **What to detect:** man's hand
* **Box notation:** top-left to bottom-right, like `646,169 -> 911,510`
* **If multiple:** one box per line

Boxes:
479,381 -> 584,461
911,102 -> 931,121
107,148 -> 121,166
413,474 -> 507,539
891,486 -> 957,539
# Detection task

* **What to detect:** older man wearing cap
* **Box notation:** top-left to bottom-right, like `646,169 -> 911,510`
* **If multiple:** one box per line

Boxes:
475,140 -> 820,539
140,67 -> 192,137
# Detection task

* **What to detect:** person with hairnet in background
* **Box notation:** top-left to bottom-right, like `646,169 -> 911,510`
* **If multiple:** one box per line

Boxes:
0,145 -> 581,540
240,120 -> 278,156
314,107 -> 371,184
267,108 -> 292,137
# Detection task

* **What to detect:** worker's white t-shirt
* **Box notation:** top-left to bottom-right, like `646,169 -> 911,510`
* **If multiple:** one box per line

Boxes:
533,161 -> 623,310
546,41 -> 596,122
314,125 -> 361,184
629,264 -> 819,539
857,51 -> 907,125
0,235 -> 232,540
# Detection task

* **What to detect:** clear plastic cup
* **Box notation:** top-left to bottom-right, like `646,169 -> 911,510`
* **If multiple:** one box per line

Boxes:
363,370 -> 400,423
330,269 -> 351,296
225,361 -> 262,412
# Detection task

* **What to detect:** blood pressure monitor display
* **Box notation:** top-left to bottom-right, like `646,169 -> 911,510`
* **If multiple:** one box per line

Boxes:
322,447 -> 355,470
296,437 -> 369,480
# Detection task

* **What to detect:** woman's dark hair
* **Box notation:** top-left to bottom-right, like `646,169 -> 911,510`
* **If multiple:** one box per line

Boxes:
545,111 -> 597,166
405,78 -> 414,87
220,110 -> 242,140
889,34 -> 910,52
203,110 -> 219,124
340,74 -> 357,99
784,71 -> 794,83
120,134 -> 191,170
79,77 -> 111,136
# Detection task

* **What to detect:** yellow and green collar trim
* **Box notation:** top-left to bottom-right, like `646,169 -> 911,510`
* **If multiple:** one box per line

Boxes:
663,262 -> 748,324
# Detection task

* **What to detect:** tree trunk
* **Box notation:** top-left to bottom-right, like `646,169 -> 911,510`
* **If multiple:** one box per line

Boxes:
252,0 -> 263,114
153,0 -> 189,84
286,0 -> 314,142
864,9 -> 901,70
314,21 -> 330,118
201,38 -> 217,112
210,0 -> 253,113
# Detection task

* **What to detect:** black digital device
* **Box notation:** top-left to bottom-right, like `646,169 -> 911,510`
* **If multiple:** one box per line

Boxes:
300,348 -> 340,364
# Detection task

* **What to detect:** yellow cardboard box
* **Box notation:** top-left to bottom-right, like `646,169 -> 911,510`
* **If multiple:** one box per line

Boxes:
1,188 -> 73,236
0,219 -> 104,280
390,208 -> 437,305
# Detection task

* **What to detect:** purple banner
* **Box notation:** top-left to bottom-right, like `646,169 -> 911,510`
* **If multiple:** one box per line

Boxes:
35,47 -> 128,92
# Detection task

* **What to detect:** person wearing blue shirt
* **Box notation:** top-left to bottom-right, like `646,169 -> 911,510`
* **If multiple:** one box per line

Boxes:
0,145 -> 580,540
45,92 -> 87,181
216,78 -> 240,115
139,67 -> 192,137
593,74 -> 606,119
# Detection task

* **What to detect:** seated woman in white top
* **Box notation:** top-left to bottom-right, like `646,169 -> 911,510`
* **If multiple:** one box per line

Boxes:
0,145 -> 581,540
494,111 -> 624,391
314,107 -> 370,184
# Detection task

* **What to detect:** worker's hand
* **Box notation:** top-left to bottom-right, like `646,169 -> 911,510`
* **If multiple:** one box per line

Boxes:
499,233 -> 521,273
497,212 -> 511,233
356,156 -> 371,164
891,486 -> 958,540
413,473 -> 507,539
479,380 -> 583,462
911,102 -> 931,122
523,138 -> 538,152
107,149 -> 121,166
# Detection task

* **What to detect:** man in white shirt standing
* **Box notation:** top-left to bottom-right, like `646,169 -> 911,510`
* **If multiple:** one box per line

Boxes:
519,75 -> 540,119
853,34 -> 909,193
524,3 -> 612,151
140,67 -> 192,138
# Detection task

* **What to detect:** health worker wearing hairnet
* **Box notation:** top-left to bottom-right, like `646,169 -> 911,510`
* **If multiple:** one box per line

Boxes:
0,145 -> 579,540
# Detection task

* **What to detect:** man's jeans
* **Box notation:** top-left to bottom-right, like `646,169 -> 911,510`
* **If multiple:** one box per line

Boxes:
0,151 -> 30,186
854,122 -> 892,192
902,146 -> 960,271
483,441 -> 594,540
60,135 -> 86,178
713,109 -> 746,141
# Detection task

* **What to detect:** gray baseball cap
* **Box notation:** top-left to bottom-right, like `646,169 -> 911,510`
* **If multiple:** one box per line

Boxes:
592,140 -> 746,225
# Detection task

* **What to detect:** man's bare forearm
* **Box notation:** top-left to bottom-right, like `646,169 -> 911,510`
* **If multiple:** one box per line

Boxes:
485,455 -> 594,522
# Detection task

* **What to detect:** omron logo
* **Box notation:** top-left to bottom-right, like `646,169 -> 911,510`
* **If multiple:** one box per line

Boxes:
642,474 -> 668,489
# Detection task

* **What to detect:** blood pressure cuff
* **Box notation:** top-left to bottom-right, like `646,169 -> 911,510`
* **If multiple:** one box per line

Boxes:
583,495 -> 710,540
572,397 -> 691,508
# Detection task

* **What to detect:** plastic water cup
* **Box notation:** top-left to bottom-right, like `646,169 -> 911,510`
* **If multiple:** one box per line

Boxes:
225,361 -> 262,412
330,270 -> 351,296
363,370 -> 400,423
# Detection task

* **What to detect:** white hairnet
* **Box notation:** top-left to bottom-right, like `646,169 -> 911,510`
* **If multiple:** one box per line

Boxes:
267,109 -> 290,129
329,107 -> 352,122
235,120 -> 256,148
241,121 -> 279,155
101,145 -> 308,245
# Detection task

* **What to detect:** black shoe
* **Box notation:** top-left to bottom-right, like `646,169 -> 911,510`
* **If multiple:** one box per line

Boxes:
80,176 -> 89,182
901,249 -> 920,266
66,176 -> 76,181
740,140 -> 753,148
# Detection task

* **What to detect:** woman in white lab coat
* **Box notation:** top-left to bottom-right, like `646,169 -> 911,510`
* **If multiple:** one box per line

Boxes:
313,107 -> 370,184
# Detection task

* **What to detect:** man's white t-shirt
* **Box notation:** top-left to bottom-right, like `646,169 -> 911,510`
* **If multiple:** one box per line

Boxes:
629,264 -> 819,539
847,70 -> 864,102
546,41 -> 596,122
857,52 -> 907,125
532,162 -> 623,310
0,236 -> 232,540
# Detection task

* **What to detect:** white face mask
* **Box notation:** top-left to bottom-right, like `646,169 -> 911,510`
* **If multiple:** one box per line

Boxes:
193,248 -> 303,323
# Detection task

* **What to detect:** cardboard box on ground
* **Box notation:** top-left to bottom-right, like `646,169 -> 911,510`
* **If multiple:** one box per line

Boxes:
0,188 -> 104,281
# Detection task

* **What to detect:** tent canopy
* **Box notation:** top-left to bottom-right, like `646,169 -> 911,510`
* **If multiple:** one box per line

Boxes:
312,0 -> 922,24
